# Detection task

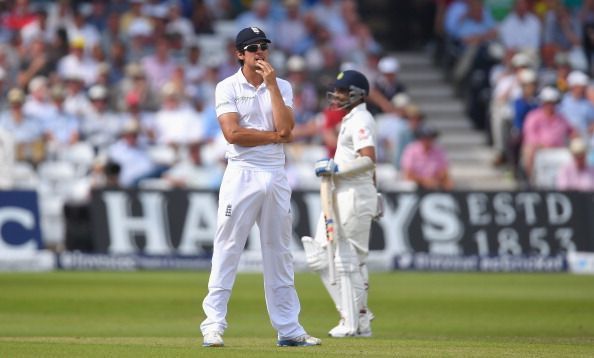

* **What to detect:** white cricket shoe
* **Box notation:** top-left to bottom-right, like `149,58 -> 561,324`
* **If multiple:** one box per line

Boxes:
202,331 -> 224,347
357,312 -> 372,337
277,334 -> 322,347
328,320 -> 356,338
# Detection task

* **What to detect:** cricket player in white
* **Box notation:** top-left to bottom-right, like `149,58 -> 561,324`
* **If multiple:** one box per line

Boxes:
200,27 -> 321,348
302,70 -> 379,337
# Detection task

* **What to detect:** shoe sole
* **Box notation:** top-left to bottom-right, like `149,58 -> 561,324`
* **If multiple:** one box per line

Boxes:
277,340 -> 320,347
202,343 -> 224,347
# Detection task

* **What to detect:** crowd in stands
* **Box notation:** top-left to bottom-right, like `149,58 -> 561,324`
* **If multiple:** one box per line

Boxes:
2,0 -> 594,207
0,0 -> 444,203
435,0 -> 594,190
3,0 -> 594,249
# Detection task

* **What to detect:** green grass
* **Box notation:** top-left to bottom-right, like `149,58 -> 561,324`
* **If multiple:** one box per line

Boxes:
0,272 -> 593,357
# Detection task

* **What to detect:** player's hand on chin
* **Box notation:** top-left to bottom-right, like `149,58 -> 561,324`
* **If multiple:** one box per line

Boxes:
255,59 -> 276,85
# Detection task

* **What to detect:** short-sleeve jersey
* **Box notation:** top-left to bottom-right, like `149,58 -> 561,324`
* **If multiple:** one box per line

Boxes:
215,68 -> 293,169
334,103 -> 376,184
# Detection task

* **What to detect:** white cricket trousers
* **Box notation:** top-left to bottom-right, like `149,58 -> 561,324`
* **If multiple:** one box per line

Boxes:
200,163 -> 306,340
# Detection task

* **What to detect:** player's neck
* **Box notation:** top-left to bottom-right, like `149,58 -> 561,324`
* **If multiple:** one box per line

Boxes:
242,66 -> 264,87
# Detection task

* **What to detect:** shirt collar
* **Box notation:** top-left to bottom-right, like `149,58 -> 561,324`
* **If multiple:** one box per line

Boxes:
235,67 -> 265,89
343,102 -> 368,121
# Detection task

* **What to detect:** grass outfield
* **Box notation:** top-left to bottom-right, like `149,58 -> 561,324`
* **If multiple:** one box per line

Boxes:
0,272 -> 593,357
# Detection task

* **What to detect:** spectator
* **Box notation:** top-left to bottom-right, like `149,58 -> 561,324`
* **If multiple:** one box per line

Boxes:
543,0 -> 582,54
153,82 -> 204,148
190,0 -> 215,34
80,85 -> 123,153
375,93 -> 412,165
540,51 -> 573,92
183,40 -> 206,87
321,107 -> 347,157
141,35 -> 177,92
235,0 -> 276,41
62,71 -> 92,120
107,120 -> 162,188
559,71 -> 594,142
162,141 -> 224,189
509,68 -> 539,181
47,0 -> 75,37
120,0 -> 150,38
276,0 -> 307,55
368,56 -> 406,115
117,62 -> 160,112
86,0 -> 110,32
522,87 -> 574,179
394,103 -> 425,170
23,76 -> 54,123
20,7 -> 52,45
311,0 -> 346,37
400,125 -> 454,190
443,0 -> 470,41
57,36 -> 99,86
556,137 -> 594,190
121,91 -> 156,144
4,0 -> 37,32
0,88 -> 44,164
490,52 -> 533,166
165,3 -> 195,46
580,0 -> 594,73
43,84 -> 80,157
100,12 -> 122,54
452,0 -> 498,83
67,8 -> 101,51
284,55 -> 319,142
498,0 -> 542,54
18,37 -> 54,88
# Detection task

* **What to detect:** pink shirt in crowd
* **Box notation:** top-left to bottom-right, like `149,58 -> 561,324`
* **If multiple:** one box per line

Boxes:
523,108 -> 572,147
400,141 -> 448,180
556,161 -> 594,191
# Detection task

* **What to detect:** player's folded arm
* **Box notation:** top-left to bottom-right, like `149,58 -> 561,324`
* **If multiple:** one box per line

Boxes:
218,112 -> 279,147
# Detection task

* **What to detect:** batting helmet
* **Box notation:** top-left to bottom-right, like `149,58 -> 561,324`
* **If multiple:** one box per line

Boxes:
329,70 -> 369,109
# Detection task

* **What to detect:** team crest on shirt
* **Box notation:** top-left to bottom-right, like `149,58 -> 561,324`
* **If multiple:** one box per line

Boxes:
358,127 -> 370,140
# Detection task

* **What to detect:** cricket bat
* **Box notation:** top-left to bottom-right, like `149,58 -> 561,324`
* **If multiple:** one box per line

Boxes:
320,176 -> 337,285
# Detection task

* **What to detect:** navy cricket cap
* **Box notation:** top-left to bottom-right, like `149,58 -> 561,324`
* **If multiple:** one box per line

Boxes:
235,27 -> 271,50
334,70 -> 370,95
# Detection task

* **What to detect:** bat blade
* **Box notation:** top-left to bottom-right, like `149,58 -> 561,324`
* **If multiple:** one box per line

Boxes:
320,176 -> 336,285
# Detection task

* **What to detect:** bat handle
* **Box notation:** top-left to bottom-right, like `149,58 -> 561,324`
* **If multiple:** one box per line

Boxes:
327,237 -> 336,285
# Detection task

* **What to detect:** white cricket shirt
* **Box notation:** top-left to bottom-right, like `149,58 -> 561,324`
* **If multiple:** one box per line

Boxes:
334,102 -> 376,184
215,68 -> 293,169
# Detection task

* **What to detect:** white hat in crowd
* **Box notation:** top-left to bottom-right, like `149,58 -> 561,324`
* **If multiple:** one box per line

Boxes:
517,68 -> 537,84
88,85 -> 108,100
567,71 -> 589,87
539,87 -> 560,103
511,52 -> 532,68
569,137 -> 587,155
391,93 -> 411,108
378,56 -> 400,74
28,76 -> 47,92
286,55 -> 306,72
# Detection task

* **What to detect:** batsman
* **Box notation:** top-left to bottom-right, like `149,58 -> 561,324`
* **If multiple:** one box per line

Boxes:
302,70 -> 380,338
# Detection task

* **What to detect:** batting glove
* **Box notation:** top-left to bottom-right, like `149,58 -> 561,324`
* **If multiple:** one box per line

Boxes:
314,158 -> 338,177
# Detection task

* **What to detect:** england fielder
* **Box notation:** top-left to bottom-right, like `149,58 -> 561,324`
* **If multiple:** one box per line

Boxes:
303,70 -> 378,337
200,27 -> 321,348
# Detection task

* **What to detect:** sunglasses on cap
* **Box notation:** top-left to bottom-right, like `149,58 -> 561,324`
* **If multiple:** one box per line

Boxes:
243,43 -> 269,52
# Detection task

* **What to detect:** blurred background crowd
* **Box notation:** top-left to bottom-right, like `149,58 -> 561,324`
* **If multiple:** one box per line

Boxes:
435,0 -> 594,191
2,0 -> 594,248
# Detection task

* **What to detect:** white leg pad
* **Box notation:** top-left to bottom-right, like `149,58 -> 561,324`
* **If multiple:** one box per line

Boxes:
340,274 -> 358,336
